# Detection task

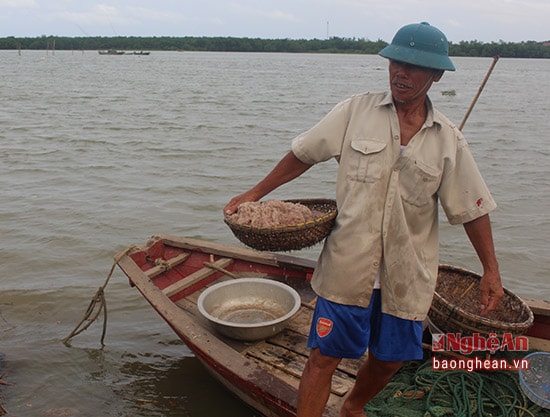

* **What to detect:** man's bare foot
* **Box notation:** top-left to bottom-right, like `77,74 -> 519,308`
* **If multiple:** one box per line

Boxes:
340,401 -> 366,417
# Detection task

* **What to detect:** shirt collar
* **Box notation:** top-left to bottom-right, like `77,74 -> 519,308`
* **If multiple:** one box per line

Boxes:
424,96 -> 441,128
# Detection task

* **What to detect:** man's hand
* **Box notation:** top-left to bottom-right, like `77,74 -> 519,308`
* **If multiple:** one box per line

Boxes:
478,270 -> 504,316
463,214 -> 504,316
223,191 -> 259,215
223,151 -> 312,216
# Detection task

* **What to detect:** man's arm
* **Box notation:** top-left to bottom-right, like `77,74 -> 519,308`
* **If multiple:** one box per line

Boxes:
463,214 -> 504,316
224,151 -> 312,215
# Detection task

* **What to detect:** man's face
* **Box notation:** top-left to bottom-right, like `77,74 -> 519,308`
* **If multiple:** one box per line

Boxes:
388,60 -> 443,104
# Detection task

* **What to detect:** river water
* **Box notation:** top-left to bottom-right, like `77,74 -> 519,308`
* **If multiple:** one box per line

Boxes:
0,50 -> 548,416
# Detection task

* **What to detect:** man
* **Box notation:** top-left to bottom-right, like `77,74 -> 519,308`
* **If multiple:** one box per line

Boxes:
224,22 -> 504,417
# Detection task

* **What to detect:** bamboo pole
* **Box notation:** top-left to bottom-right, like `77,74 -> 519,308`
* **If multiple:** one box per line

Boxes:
459,56 -> 499,131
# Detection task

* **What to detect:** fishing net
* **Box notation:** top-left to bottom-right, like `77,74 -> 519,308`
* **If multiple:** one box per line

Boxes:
365,352 -> 550,417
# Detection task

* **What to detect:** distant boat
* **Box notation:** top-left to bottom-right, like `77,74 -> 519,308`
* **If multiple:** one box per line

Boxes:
98,50 -> 150,56
98,49 -> 125,55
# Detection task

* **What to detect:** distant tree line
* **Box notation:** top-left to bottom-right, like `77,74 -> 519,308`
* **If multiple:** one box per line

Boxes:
1,35 -> 549,58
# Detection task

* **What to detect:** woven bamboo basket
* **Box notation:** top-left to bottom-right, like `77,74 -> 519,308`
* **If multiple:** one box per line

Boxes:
428,265 -> 534,337
224,198 -> 337,252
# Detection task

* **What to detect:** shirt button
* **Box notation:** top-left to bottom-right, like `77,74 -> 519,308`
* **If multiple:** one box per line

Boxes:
373,261 -> 379,267
393,135 -> 399,141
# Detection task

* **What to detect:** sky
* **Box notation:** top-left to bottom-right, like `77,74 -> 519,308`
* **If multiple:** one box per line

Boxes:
0,0 -> 548,43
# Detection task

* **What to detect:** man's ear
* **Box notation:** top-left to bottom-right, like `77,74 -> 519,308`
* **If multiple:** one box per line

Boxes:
433,70 -> 444,82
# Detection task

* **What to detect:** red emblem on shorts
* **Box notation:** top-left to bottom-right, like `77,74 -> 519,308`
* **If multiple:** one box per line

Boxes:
316,317 -> 333,338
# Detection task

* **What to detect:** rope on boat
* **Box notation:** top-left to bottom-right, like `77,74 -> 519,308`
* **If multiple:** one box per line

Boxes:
147,256 -> 171,270
62,245 -> 138,347
364,357 -> 550,417
0,384 -> 7,416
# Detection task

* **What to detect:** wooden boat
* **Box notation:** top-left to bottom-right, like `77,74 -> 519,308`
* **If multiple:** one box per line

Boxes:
97,50 -> 150,55
98,49 -> 125,55
115,234 -> 550,417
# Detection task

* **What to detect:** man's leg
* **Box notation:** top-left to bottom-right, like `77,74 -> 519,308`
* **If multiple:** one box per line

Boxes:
297,348 -> 342,417
340,351 -> 403,417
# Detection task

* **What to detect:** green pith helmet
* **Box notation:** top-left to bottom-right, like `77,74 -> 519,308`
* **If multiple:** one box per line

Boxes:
379,22 -> 456,71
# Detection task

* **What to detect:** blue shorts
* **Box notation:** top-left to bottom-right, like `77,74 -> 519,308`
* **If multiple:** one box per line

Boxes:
307,290 -> 424,361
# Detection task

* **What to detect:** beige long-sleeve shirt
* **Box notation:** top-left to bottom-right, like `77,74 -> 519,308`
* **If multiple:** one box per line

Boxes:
291,92 -> 496,320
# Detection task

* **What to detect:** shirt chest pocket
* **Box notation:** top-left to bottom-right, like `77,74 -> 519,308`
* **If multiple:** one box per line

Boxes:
399,159 -> 441,206
346,139 -> 387,183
